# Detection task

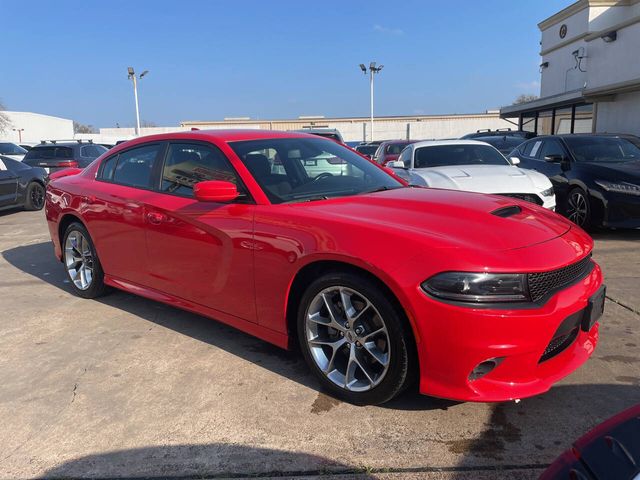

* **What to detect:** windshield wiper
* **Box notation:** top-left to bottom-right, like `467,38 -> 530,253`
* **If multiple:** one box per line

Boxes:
283,195 -> 330,204
362,185 -> 402,195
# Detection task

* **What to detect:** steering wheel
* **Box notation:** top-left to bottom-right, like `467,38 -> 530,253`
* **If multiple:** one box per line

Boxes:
312,172 -> 334,182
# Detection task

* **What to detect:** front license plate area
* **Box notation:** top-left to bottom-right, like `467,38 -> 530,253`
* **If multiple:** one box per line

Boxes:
582,285 -> 606,332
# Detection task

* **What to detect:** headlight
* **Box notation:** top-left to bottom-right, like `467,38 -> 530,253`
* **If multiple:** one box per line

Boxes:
422,272 -> 529,303
594,180 -> 640,196
541,186 -> 554,197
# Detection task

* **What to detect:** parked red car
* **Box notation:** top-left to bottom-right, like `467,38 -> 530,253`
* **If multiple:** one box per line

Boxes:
373,140 -> 419,166
45,130 -> 604,405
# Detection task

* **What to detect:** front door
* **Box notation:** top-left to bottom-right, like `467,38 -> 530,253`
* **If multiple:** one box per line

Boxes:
0,158 -> 18,208
143,141 -> 257,322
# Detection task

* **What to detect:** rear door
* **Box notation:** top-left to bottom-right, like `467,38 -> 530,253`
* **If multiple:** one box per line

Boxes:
87,143 -> 164,286
0,158 -> 18,207
143,141 -> 257,321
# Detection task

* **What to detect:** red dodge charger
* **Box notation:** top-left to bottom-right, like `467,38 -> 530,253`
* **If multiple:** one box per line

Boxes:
45,130 -> 605,405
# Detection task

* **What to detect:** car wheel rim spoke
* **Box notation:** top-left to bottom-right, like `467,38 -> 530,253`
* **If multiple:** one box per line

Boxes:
64,231 -> 94,291
306,286 -> 390,392
568,193 -> 587,225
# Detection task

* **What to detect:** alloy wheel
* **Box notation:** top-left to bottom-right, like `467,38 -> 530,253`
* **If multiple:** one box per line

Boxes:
64,231 -> 94,290
305,286 -> 390,392
567,190 -> 588,226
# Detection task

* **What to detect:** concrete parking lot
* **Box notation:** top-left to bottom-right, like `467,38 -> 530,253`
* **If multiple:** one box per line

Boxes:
0,210 -> 638,480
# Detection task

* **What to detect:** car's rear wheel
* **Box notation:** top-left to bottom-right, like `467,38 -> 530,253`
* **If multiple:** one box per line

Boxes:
297,272 -> 414,405
63,223 -> 108,299
566,187 -> 592,230
24,182 -> 45,211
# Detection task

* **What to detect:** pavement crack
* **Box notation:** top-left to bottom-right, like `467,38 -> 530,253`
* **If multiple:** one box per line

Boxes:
606,295 -> 640,317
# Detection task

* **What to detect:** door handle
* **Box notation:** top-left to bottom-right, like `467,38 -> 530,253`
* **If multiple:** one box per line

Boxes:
146,212 -> 165,225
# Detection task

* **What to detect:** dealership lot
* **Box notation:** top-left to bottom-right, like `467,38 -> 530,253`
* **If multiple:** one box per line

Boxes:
0,210 -> 638,479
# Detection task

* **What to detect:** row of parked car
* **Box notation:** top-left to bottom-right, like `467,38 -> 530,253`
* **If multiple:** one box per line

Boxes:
351,129 -> 640,230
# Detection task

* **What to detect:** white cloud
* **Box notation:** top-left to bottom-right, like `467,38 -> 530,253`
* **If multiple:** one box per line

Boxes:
373,24 -> 404,35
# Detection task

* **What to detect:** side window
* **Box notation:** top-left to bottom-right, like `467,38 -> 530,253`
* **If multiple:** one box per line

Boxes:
539,139 -> 566,159
112,144 -> 161,189
399,148 -> 412,168
99,154 -> 118,180
161,143 -> 239,197
523,140 -> 543,159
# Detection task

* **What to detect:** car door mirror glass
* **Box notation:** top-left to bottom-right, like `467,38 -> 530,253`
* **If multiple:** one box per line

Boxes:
194,180 -> 239,202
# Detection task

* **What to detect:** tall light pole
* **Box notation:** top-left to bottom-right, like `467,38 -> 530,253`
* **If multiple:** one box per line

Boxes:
12,128 -> 25,142
127,67 -> 149,136
359,62 -> 384,141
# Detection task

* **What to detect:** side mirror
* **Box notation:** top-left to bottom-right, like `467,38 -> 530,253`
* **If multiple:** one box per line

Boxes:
510,157 -> 521,165
194,180 -> 239,202
388,160 -> 405,169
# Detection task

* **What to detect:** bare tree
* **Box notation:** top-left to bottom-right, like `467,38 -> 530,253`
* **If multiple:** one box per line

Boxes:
73,121 -> 97,134
513,94 -> 539,105
0,100 -> 12,133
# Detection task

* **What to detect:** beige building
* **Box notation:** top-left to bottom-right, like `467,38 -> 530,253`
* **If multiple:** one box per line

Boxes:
501,0 -> 640,136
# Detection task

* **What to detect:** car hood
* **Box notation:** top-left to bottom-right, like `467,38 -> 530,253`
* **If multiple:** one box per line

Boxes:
407,164 -> 551,193
297,187 -> 571,251
580,160 -> 640,181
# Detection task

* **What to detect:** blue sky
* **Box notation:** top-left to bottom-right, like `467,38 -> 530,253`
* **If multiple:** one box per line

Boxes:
1,0 -> 572,128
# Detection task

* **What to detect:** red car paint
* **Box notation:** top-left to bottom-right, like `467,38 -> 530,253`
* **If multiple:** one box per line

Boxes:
44,130 -> 603,402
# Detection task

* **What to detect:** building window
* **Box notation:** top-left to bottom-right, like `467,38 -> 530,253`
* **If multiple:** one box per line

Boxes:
537,110 -> 554,135
522,112 -> 537,133
573,104 -> 593,133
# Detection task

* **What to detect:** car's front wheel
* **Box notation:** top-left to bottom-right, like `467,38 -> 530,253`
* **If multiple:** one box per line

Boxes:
566,187 -> 592,230
297,272 -> 414,405
63,222 -> 108,299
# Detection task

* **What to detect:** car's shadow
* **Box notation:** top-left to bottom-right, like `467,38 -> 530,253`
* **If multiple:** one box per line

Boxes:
1,240 -> 452,411
591,229 -> 640,241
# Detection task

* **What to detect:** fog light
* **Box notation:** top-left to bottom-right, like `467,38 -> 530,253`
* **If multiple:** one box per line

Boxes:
469,357 -> 505,381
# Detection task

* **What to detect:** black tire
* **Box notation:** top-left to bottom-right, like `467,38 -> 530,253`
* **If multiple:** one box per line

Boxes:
566,187 -> 592,230
297,271 -> 415,405
62,222 -> 109,299
24,182 -> 45,211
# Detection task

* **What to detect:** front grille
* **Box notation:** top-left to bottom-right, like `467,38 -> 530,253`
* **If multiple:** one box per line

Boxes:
499,193 -> 544,206
528,255 -> 594,303
540,327 -> 579,362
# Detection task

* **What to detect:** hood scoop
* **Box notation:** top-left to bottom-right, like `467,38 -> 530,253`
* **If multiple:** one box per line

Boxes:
492,205 -> 522,218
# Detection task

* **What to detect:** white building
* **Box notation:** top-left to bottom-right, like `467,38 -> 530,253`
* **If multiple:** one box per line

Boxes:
501,0 -> 640,136
1,111 -> 74,143
96,112 -> 515,143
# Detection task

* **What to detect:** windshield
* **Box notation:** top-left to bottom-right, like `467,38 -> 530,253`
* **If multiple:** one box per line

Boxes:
229,137 -> 403,204
0,143 -> 28,155
564,136 -> 640,163
356,145 -> 379,156
414,144 -> 510,168
386,142 -> 411,154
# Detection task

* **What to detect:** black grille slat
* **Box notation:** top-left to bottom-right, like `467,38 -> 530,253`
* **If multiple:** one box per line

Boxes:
498,193 -> 544,206
540,328 -> 580,362
528,255 -> 594,303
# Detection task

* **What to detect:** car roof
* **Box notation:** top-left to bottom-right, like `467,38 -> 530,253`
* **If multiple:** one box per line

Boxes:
138,129 -> 321,142
32,143 -> 79,148
411,139 -> 491,148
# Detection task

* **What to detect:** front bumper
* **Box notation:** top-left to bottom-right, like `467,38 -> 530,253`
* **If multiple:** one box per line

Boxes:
410,262 -> 602,402
601,191 -> 640,228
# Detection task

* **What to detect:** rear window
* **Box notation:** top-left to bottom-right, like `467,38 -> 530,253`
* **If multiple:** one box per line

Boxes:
0,143 -> 27,155
386,143 -> 410,154
80,145 -> 108,158
25,147 -> 56,160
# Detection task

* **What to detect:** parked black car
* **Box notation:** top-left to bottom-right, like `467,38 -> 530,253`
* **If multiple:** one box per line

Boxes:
509,134 -> 640,229
0,155 -> 48,212
355,142 -> 382,158
22,140 -> 107,174
461,129 -> 537,140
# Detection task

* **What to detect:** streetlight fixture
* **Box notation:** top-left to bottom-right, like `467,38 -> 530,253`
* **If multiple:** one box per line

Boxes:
127,67 -> 149,136
359,61 -> 384,141
12,128 -> 25,143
